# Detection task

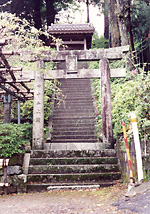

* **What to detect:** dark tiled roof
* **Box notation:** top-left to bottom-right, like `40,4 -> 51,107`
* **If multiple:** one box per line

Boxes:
48,23 -> 95,34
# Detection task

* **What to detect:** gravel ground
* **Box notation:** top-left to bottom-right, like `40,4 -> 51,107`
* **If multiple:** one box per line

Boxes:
113,190 -> 150,214
0,184 -> 138,214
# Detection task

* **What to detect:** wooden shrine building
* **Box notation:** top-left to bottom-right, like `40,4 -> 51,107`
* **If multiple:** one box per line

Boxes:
48,23 -> 95,50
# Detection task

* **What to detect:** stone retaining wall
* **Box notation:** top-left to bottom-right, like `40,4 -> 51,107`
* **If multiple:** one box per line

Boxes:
0,154 -> 27,195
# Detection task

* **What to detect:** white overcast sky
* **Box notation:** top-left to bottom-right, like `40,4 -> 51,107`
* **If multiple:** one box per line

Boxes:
58,2 -> 104,36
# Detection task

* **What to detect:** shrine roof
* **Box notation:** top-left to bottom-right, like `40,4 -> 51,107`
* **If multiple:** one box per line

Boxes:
48,23 -> 95,34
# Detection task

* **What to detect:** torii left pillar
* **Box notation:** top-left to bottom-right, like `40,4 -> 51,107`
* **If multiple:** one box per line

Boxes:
33,60 -> 44,150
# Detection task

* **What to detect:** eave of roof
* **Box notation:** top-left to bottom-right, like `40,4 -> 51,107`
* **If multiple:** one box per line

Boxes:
48,23 -> 95,34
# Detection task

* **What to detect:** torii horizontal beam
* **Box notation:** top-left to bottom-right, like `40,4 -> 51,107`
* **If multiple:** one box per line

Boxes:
19,68 -> 126,80
20,45 -> 129,62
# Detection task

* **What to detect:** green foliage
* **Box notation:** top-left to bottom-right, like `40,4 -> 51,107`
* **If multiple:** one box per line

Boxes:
92,34 -> 109,49
130,1 -> 150,44
92,70 -> 150,145
0,123 -> 32,158
20,79 -> 65,125
0,12 -> 48,51
0,12 -> 64,125
21,101 -> 33,122
112,71 -> 150,139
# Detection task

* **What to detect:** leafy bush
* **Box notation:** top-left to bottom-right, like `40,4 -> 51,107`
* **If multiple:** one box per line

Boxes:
92,34 -> 109,49
92,70 -> 150,146
112,70 -> 150,139
20,80 -> 64,125
0,123 -> 32,158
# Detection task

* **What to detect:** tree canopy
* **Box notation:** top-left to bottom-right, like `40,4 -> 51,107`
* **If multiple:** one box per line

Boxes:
1,0 -> 149,53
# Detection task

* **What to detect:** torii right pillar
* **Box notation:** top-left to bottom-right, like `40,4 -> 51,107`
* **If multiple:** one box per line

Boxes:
100,58 -> 113,149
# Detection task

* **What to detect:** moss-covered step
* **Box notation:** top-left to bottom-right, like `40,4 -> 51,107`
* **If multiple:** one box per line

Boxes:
30,157 -> 118,165
30,150 -> 117,158
27,172 -> 121,184
28,164 -> 119,174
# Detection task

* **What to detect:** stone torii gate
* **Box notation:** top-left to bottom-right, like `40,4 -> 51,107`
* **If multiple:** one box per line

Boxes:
21,45 -> 129,150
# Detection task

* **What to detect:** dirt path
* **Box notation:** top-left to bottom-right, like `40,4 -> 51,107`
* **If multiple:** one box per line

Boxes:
0,184 -> 138,214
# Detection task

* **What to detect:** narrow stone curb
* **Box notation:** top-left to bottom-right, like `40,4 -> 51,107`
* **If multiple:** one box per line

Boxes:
47,184 -> 100,190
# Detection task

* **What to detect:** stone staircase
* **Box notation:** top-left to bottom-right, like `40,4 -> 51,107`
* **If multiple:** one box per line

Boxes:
27,79 -> 121,192
49,79 -> 101,150
27,150 -> 120,192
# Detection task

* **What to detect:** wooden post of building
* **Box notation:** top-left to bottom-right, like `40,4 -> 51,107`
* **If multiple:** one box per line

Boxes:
100,58 -> 113,149
18,100 -> 21,124
3,94 -> 11,124
32,60 -> 45,150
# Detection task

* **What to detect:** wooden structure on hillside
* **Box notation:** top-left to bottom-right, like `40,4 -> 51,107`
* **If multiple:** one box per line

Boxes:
0,39 -> 33,123
48,24 -> 95,50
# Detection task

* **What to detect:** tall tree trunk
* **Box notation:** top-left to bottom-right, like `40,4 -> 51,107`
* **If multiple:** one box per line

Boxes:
127,0 -> 135,52
104,15 -> 109,40
104,0 -> 109,41
109,0 -> 121,47
116,0 -> 129,46
10,0 -> 21,14
86,0 -> 90,23
46,0 -> 56,27
33,0 -> 42,30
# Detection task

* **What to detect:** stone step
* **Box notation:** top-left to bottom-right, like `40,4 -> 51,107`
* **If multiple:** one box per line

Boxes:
30,157 -> 118,165
50,139 -> 98,143
59,86 -> 92,89
44,143 -> 104,151
53,124 -> 96,129
63,97 -> 93,100
27,172 -> 121,184
53,117 -> 95,120
54,106 -> 95,111
60,90 -> 92,93
30,150 -> 117,158
53,117 -> 96,124
54,109 -> 94,113
52,135 -> 97,140
57,100 -> 94,103
28,164 -> 119,174
55,103 -> 94,108
53,131 -> 95,135
59,84 -> 91,88
54,108 -> 95,113
53,113 -> 95,118
63,92 -> 92,95
55,102 -> 94,106
53,127 -> 96,131
26,182 -> 118,193
62,93 -> 92,96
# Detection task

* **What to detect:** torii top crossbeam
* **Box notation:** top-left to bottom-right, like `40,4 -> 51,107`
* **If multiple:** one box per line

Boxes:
20,45 -> 129,80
